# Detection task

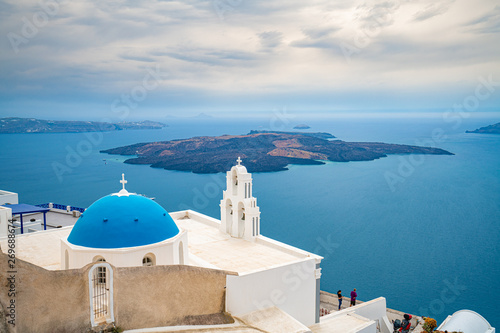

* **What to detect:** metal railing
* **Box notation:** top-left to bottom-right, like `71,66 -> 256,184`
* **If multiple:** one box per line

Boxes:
36,203 -> 86,213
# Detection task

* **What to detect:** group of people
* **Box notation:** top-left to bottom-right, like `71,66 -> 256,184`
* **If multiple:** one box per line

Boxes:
336,288 -> 357,310
335,289 -> 413,332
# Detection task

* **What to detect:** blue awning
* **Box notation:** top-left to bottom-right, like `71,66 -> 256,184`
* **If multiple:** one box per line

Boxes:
1,203 -> 50,233
1,203 -> 50,215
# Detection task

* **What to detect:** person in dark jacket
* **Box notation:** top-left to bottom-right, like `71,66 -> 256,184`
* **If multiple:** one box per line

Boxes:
399,314 -> 412,333
337,290 -> 342,310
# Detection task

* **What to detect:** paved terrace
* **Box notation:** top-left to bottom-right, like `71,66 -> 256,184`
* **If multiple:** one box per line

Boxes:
171,210 -> 320,274
19,210 -> 80,229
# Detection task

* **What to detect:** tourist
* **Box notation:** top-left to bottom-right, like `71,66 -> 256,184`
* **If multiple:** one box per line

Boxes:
350,288 -> 357,307
337,290 -> 342,310
399,314 -> 412,333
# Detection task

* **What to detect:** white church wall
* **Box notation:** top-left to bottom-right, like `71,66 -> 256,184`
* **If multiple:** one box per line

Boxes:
0,206 -> 12,239
62,230 -> 187,269
226,257 -> 318,327
173,231 -> 189,265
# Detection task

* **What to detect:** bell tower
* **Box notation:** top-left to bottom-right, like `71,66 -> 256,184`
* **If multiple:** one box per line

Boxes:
220,157 -> 261,240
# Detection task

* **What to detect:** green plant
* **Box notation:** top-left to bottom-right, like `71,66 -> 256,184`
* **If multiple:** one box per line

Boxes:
422,317 -> 437,332
110,326 -> 123,333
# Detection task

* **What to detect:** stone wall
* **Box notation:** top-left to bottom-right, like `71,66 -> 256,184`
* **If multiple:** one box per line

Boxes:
0,253 -> 90,333
114,265 -> 233,330
0,251 -> 235,332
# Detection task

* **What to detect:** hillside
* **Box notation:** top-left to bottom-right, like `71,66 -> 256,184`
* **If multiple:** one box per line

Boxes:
0,117 -> 166,133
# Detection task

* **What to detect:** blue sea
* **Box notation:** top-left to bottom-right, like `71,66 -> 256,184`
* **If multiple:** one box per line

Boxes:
0,115 -> 499,327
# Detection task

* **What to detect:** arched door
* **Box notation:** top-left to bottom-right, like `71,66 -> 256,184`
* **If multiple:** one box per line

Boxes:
88,262 -> 114,327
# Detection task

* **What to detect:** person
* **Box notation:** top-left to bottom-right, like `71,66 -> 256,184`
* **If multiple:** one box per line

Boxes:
399,314 -> 412,333
350,288 -> 357,307
337,290 -> 342,310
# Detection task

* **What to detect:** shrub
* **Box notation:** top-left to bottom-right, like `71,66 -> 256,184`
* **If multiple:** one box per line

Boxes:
422,317 -> 437,332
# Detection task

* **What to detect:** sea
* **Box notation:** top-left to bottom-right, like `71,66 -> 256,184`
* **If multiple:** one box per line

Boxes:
0,115 -> 499,327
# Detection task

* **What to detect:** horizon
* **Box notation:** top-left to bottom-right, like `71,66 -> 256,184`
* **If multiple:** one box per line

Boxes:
0,111 -> 499,123
1,0 -> 499,119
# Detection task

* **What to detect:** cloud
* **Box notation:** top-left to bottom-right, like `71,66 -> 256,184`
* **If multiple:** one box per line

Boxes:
354,0 -> 401,29
0,0 -> 499,116
258,31 -> 284,50
161,48 -> 259,67
463,5 -> 500,33
120,55 -> 157,63
413,1 -> 456,22
302,25 -> 342,39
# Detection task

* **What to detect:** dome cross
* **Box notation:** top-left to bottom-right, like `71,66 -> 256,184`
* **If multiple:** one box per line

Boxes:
120,173 -> 128,190
236,156 -> 242,165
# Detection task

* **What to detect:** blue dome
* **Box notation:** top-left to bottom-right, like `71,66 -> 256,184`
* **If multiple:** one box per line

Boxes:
68,194 -> 179,249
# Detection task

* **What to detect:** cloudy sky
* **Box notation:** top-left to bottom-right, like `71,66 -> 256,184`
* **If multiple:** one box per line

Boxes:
0,0 -> 499,119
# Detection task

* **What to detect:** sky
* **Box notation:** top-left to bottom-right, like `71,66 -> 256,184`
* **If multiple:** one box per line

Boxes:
0,0 -> 499,120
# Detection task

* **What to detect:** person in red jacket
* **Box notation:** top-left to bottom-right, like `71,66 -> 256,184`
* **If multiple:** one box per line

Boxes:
399,314 -> 412,333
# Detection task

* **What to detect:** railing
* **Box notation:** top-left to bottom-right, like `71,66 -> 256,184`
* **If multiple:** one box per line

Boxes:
36,203 -> 86,213
70,206 -> 86,213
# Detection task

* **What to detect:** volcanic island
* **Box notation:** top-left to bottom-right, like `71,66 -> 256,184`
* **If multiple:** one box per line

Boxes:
101,131 -> 454,173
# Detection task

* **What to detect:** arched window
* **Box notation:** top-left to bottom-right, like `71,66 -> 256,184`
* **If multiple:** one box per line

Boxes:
93,257 -> 106,283
142,253 -> 155,266
231,169 -> 238,195
238,202 -> 245,238
225,199 -> 233,235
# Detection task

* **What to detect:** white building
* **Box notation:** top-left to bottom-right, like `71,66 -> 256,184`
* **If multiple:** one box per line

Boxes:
438,310 -> 495,333
0,190 -> 18,206
2,159 -> 477,333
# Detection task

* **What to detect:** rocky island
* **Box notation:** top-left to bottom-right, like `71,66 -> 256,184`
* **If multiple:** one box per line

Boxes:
293,124 -> 311,129
101,131 -> 454,173
0,117 -> 166,134
466,122 -> 500,134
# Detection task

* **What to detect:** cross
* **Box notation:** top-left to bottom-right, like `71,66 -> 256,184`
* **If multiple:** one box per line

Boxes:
236,156 -> 242,165
120,173 -> 127,190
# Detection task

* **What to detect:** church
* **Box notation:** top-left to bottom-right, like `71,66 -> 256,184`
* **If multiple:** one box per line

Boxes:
0,159 -> 492,333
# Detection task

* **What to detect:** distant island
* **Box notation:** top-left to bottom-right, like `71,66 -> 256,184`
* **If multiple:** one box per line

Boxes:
0,117 -> 167,134
248,130 -> 335,139
466,122 -> 500,134
101,131 -> 453,173
293,124 -> 311,129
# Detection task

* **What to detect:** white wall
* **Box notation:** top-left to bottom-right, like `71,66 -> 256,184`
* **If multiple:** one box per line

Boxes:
0,190 -> 18,205
332,297 -> 392,333
226,258 -> 318,327
62,230 -> 188,269
0,206 -> 12,239
358,322 -> 377,333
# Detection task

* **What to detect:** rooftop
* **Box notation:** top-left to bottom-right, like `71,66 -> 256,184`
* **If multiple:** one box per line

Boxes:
1,209 -> 320,273
172,210 -> 320,274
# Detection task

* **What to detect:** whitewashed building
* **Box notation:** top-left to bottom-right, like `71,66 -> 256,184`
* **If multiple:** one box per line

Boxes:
2,159 -> 483,333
